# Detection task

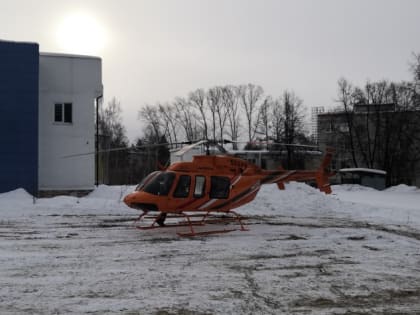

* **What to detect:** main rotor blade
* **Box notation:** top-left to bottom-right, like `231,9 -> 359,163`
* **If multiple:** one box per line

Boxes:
62,147 -> 131,158
61,140 -> 202,158
231,141 -> 320,150
173,140 -> 208,157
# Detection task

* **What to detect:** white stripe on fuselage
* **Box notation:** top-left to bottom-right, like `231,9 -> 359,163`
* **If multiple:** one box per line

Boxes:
268,171 -> 296,183
232,184 -> 261,206
198,198 -> 218,210
231,175 -> 242,187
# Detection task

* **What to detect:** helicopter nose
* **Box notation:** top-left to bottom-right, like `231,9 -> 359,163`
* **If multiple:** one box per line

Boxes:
123,194 -> 134,207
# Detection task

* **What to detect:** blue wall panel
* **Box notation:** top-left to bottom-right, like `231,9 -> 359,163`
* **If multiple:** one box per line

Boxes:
0,41 -> 39,195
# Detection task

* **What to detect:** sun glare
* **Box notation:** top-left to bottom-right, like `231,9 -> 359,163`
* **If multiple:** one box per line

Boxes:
56,12 -> 107,56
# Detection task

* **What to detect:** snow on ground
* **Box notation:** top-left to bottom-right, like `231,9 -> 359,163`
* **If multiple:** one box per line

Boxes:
1,183 -> 420,314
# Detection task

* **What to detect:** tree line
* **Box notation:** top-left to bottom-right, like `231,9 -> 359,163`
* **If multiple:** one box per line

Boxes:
138,84 -> 308,149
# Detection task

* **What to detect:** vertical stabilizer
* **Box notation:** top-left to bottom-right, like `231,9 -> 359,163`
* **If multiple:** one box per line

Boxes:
315,148 -> 334,194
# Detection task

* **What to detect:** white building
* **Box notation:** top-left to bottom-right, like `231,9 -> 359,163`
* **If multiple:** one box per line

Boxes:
38,53 -> 103,193
311,106 -> 325,143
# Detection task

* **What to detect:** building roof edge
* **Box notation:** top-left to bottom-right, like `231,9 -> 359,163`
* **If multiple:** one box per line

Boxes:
40,52 -> 101,61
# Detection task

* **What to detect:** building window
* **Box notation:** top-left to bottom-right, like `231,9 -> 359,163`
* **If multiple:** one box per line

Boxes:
54,103 -> 72,123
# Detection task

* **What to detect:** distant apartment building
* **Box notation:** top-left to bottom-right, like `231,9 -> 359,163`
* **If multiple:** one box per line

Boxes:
311,106 -> 324,143
317,103 -> 420,187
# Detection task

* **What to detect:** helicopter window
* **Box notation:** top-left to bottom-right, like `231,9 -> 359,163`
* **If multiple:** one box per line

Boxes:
135,171 -> 160,191
194,176 -> 206,198
210,176 -> 230,199
143,172 -> 175,196
173,175 -> 191,198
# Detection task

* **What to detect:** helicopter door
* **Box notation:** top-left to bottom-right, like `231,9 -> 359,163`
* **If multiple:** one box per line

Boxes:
210,176 -> 230,199
170,174 -> 193,210
173,175 -> 191,198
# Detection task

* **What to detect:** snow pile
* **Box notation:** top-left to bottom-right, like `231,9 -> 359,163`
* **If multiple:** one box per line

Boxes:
241,182 -> 339,218
87,184 -> 135,201
385,184 -> 420,193
332,184 -> 378,192
0,188 -> 33,201
238,182 -> 420,230
0,186 -> 135,217
0,188 -> 34,213
332,183 -> 420,212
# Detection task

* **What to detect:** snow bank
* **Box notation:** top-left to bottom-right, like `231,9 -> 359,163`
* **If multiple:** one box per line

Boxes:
240,182 -> 340,219
0,188 -> 34,213
0,185 -> 135,217
0,188 -> 33,201
385,184 -> 420,193
0,182 -> 419,226
87,185 -> 135,201
332,184 -> 378,192
333,183 -> 420,211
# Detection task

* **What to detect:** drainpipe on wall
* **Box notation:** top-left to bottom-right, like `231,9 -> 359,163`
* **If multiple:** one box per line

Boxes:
95,94 -> 103,187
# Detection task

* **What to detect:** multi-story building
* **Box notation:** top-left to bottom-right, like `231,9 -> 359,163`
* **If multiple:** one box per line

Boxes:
311,106 -> 324,143
317,103 -> 420,187
0,40 -> 103,195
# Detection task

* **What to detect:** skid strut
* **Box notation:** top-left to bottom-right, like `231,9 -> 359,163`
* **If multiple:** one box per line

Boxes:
133,210 -> 248,237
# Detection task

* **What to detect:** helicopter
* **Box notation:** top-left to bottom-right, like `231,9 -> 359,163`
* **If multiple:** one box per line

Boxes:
123,141 -> 334,236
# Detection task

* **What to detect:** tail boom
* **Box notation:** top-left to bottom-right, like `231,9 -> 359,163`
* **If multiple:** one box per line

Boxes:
262,148 -> 334,194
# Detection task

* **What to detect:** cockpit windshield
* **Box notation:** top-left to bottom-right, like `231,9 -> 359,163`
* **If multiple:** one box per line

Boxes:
141,172 -> 176,196
135,171 -> 160,191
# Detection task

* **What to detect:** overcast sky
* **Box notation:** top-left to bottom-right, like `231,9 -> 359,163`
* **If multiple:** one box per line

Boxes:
2,0 -> 420,142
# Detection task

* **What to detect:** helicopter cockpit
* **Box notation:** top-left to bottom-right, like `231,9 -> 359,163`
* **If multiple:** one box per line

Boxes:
135,171 -> 175,196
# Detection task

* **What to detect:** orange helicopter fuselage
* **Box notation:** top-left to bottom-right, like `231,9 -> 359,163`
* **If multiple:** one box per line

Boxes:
123,152 -> 333,214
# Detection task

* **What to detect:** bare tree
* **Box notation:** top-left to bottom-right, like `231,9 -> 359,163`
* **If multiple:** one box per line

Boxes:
271,97 -> 284,142
100,97 -> 128,147
207,86 -> 224,141
173,97 -> 199,141
223,85 -> 241,149
239,83 -> 264,142
281,91 -> 305,143
99,97 -> 129,184
255,96 -> 272,144
281,90 -> 306,168
139,104 -> 162,143
158,103 -> 178,144
410,53 -> 420,108
189,89 -> 208,140
360,81 -> 394,167
336,78 -> 359,166
208,86 -> 229,143
411,53 -> 420,85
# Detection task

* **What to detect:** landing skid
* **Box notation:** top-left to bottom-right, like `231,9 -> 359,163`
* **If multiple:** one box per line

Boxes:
133,210 -> 248,237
